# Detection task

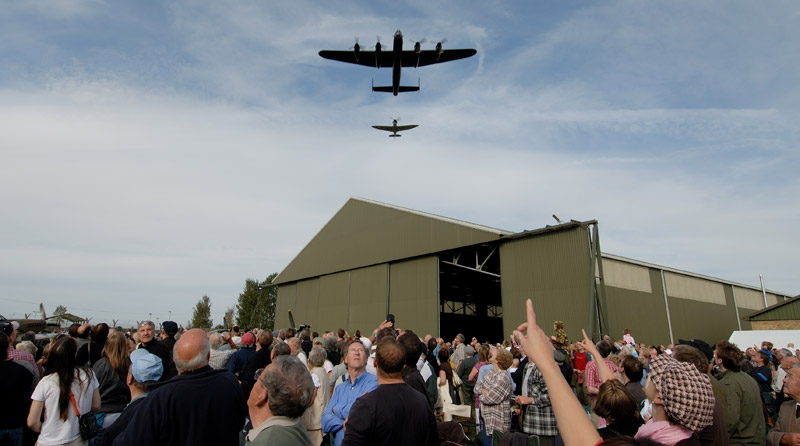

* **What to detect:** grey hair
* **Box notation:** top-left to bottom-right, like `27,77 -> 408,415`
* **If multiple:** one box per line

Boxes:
456,333 -> 465,344
309,347 -> 326,367
16,340 -> 37,355
272,342 -> 291,357
779,348 -> 793,358
262,356 -> 315,418
173,336 -> 211,371
325,336 -> 339,352
209,333 -> 222,350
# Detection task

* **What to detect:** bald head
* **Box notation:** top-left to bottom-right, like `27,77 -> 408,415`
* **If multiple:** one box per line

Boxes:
174,328 -> 210,372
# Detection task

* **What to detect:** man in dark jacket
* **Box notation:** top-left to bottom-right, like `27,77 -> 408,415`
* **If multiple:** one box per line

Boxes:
114,329 -> 247,446
136,320 -> 172,381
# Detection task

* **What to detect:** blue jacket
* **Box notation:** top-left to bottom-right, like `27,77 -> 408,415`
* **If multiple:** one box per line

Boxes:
321,371 -> 378,446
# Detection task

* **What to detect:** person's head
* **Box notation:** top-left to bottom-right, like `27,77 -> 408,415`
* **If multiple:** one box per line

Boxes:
161,321 -> 178,337
777,348 -> 793,363
241,332 -> 255,348
375,336 -> 406,378
16,340 -> 37,356
781,357 -> 800,373
427,337 -> 437,353
258,329 -> 273,349
603,335 -> 612,344
623,328 -> 631,335
337,328 -> 345,340
714,341 -> 743,372
438,347 -> 450,364
249,356 -> 314,419
92,323 -> 110,344
68,323 -> 81,338
376,327 -> 396,344
621,355 -> 644,383
646,354 -> 715,432
492,348 -> 513,371
21,331 -> 36,342
671,344 -> 710,375
271,341 -> 291,359
783,365 -> 800,402
103,332 -> 131,380
287,337 -> 302,354
78,323 -> 91,339
398,331 -> 422,367
309,346 -> 326,369
344,339 -> 369,372
477,344 -> 491,362
300,329 -> 311,342
455,333 -> 465,345
596,340 -> 614,359
129,348 -> 163,390
173,329 -> 210,373
209,333 -> 223,350
137,321 -> 156,344
593,380 -> 640,425
762,341 -> 774,351
754,350 -> 769,366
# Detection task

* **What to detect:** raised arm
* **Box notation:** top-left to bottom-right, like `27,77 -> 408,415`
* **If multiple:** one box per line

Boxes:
513,300 -> 601,446
578,329 -> 616,383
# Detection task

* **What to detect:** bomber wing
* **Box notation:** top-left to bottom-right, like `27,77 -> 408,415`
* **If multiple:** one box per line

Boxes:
319,50 -> 394,68
395,124 -> 418,131
401,49 -> 477,67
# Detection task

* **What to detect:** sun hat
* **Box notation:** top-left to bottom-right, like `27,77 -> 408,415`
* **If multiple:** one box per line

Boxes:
130,349 -> 164,382
648,354 -> 715,431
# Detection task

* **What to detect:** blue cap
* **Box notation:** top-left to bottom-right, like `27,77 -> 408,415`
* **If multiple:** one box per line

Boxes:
130,349 -> 164,382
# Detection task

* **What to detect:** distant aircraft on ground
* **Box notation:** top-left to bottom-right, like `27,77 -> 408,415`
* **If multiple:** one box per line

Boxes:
372,119 -> 418,137
319,30 -> 477,95
0,303 -> 60,333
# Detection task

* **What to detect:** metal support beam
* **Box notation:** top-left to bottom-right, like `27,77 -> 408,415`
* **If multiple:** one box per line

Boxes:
441,260 -> 501,277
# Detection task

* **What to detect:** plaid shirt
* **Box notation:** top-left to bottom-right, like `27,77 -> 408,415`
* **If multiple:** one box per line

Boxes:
452,343 -> 466,367
8,346 -> 39,380
521,362 -> 558,437
209,348 -> 236,369
475,367 -> 513,437
585,358 -> 617,396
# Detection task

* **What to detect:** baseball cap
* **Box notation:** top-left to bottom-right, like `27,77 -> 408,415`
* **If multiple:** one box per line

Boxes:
161,321 -> 178,335
649,354 -> 715,432
241,332 -> 255,346
0,322 -> 13,336
130,349 -> 164,382
464,345 -> 475,357
678,338 -> 713,361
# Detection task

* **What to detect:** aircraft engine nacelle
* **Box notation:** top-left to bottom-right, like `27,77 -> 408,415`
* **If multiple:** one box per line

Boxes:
353,43 -> 360,61
435,41 -> 443,54
414,41 -> 421,53
374,41 -> 382,68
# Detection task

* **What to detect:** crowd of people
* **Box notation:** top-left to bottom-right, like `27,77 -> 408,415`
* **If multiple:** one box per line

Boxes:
2,304 -> 800,446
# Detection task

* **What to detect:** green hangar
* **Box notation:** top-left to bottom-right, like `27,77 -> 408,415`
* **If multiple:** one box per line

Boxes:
273,198 -> 792,345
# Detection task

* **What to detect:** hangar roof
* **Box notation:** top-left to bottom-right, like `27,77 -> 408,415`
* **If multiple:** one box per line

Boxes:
274,197 -> 513,284
748,294 -> 800,321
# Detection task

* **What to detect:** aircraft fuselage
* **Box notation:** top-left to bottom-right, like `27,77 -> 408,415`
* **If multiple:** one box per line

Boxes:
391,31 -> 403,96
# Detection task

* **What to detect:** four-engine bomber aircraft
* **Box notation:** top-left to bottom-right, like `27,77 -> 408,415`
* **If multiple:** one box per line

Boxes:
319,30 -> 477,96
372,119 -> 418,137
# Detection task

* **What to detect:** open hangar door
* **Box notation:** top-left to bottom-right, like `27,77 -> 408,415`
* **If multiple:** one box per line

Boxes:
439,243 -> 503,344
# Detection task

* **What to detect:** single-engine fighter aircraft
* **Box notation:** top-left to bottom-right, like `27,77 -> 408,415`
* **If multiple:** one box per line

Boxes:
372,119 -> 418,137
0,303 -> 60,334
319,30 -> 477,96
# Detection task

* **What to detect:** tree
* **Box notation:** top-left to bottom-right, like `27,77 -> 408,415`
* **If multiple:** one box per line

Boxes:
223,307 -> 235,329
236,273 -> 278,330
189,295 -> 213,329
53,305 -> 67,316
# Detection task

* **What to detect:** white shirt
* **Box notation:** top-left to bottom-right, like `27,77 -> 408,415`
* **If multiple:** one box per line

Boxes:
31,368 -> 99,445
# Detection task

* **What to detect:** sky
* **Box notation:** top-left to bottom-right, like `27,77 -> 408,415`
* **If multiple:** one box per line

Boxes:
1,1 -> 798,328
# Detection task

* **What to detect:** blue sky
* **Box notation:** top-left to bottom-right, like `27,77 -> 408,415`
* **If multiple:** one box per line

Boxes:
1,1 -> 798,328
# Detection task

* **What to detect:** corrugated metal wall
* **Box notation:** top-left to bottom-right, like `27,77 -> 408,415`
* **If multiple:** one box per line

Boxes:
318,272 -> 349,331
347,264 -> 388,335
605,269 -> 671,347
388,256 -> 439,336
294,279 -> 320,330
500,226 -> 594,343
275,283 -> 297,330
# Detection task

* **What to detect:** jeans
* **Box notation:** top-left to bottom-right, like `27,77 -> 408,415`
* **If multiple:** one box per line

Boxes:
0,428 -> 23,446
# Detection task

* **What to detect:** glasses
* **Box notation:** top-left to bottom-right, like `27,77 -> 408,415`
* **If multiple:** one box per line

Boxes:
138,321 -> 154,328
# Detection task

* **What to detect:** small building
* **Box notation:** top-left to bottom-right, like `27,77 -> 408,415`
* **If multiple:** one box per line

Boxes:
747,295 -> 800,330
273,198 -> 792,345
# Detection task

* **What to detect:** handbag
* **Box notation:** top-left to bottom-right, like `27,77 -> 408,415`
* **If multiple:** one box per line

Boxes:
451,371 -> 463,388
69,391 -> 99,440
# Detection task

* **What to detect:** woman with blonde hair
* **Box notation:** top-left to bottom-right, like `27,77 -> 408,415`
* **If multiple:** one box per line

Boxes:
475,348 -> 514,446
91,332 -> 131,444
27,335 -> 100,446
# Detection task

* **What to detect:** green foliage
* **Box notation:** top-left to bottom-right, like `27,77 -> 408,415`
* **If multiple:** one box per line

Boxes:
236,272 -> 277,330
53,305 -> 67,316
189,295 -> 213,329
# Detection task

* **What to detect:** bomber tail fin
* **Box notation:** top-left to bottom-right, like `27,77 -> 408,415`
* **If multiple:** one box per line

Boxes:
40,302 -> 46,320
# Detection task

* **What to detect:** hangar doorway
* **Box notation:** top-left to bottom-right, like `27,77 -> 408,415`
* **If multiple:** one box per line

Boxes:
439,243 -> 503,344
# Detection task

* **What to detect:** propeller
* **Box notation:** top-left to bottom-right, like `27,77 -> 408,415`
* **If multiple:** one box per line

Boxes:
435,37 -> 448,52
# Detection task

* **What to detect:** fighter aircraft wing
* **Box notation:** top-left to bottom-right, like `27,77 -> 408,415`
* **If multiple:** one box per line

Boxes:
395,124 -> 418,131
401,49 -> 477,67
372,125 -> 395,132
319,50 -> 394,68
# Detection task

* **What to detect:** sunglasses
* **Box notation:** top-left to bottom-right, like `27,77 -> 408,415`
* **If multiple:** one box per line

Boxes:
138,321 -> 154,328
